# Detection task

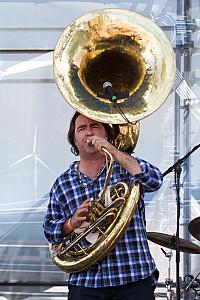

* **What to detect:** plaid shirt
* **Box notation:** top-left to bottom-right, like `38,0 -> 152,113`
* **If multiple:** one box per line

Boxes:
44,157 -> 163,287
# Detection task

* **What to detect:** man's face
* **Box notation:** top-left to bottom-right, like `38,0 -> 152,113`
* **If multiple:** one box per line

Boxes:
74,115 -> 108,156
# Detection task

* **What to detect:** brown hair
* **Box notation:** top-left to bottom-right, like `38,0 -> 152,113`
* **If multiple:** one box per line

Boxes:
67,111 -> 114,156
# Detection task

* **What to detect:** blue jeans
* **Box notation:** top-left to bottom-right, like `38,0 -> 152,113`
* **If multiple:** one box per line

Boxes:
68,276 -> 155,300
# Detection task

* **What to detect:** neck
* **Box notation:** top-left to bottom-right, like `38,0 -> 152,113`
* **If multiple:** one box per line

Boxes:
79,155 -> 105,178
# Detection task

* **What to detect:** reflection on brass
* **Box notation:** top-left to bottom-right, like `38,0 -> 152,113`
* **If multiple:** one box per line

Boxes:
113,122 -> 140,153
54,8 -> 175,124
51,8 -> 176,273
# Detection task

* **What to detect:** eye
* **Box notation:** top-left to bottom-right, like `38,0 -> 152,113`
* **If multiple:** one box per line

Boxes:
77,126 -> 85,132
92,124 -> 100,128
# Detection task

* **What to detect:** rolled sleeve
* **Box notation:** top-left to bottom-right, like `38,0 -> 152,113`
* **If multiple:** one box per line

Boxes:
133,157 -> 163,192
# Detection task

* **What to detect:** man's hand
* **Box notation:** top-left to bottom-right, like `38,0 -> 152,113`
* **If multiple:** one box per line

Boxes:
91,136 -> 117,155
62,199 -> 90,236
91,135 -> 141,176
71,199 -> 90,229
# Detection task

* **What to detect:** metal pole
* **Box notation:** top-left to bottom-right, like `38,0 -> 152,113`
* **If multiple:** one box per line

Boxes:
175,1 -> 184,299
183,0 -> 192,293
176,0 -> 192,299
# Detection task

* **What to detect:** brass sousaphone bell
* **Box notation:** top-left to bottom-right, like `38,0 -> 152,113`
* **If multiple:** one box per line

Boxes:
51,8 -> 176,273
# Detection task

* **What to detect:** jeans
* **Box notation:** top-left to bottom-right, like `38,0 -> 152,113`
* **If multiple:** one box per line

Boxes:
68,276 -> 155,300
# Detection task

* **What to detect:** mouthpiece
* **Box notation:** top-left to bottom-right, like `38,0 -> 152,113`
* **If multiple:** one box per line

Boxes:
86,139 -> 92,145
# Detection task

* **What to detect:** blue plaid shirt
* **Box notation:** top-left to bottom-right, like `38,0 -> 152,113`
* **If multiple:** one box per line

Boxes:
44,157 -> 163,287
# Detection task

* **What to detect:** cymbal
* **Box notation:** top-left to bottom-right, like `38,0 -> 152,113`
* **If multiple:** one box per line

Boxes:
147,232 -> 200,254
188,217 -> 200,241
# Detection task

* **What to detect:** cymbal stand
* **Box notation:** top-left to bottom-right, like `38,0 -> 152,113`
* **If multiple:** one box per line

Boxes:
162,143 -> 200,300
161,248 -> 175,300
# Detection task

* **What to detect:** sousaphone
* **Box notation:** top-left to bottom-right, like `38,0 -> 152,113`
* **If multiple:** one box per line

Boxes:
50,8 -> 176,273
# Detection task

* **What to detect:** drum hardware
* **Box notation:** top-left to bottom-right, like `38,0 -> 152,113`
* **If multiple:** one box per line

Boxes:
188,217 -> 200,242
161,248 -> 175,300
184,272 -> 200,300
147,232 -> 200,254
148,233 -> 200,299
162,143 -> 200,300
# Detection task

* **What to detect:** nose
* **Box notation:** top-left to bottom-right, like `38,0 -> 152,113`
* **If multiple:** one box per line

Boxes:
85,127 -> 94,136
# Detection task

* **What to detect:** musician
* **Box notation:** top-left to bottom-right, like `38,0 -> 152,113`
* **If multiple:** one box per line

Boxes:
43,111 -> 163,300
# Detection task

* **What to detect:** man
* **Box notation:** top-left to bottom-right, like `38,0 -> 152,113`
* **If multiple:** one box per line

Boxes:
44,111 -> 163,300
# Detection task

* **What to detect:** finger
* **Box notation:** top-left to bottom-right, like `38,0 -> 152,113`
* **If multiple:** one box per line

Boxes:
83,198 -> 90,203
76,207 -> 89,216
93,139 -> 103,150
92,137 -> 102,145
79,204 -> 90,212
81,200 -> 90,207
71,216 -> 87,228
76,216 -> 87,222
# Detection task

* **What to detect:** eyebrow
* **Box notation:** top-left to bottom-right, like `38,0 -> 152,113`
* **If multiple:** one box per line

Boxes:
90,122 -> 101,126
76,121 -> 100,129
